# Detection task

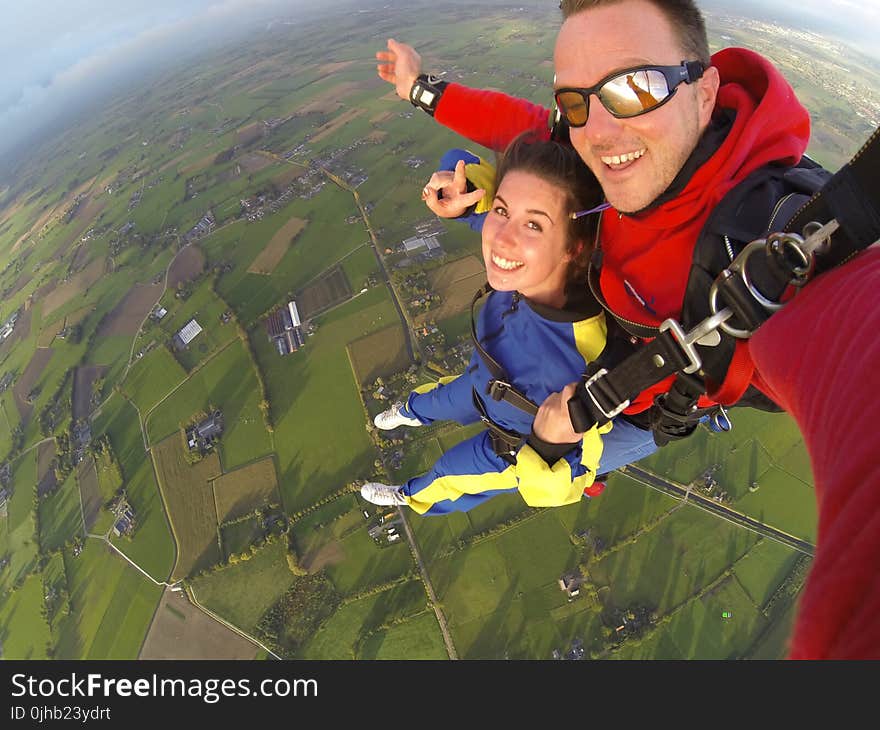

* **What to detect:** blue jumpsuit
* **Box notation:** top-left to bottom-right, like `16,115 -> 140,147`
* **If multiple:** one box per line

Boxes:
397,289 -> 657,515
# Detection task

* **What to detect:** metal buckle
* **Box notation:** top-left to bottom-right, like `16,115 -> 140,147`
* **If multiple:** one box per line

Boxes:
659,319 -> 699,375
658,309 -> 734,373
583,369 -> 630,420
487,379 -> 511,402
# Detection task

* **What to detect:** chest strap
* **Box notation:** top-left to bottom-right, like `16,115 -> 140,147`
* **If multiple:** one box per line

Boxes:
470,285 -> 539,418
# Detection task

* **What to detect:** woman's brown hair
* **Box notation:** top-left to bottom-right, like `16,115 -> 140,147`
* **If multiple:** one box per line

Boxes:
494,133 -> 603,286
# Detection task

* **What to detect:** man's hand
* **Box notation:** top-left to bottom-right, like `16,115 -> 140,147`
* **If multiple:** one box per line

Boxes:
421,159 -> 486,219
376,38 -> 421,101
533,382 -> 584,444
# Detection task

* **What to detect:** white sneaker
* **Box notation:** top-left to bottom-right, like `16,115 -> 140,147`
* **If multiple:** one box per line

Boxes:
374,402 -> 422,430
361,482 -> 409,506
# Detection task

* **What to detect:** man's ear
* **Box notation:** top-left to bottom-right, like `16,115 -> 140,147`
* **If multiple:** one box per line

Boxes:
697,65 -> 720,128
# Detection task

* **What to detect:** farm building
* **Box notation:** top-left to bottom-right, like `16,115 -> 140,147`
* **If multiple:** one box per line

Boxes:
173,319 -> 202,350
287,301 -> 301,327
186,411 -> 224,452
265,300 -> 306,356
558,572 -> 582,598
112,504 -> 137,537
402,235 -> 442,254
183,211 -> 215,243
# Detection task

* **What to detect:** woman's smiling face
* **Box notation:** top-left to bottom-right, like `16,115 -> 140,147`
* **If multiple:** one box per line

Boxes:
481,169 -> 574,308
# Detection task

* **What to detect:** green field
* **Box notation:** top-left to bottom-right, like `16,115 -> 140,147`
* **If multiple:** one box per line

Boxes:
732,538 -> 803,610
156,277 -> 237,372
146,339 -> 272,472
38,470 -> 83,553
122,346 -> 188,413
152,435 -> 221,581
340,246 -> 380,293
254,286 -> 395,512
5,452 -> 38,589
213,456 -> 280,523
358,610 -> 449,660
55,541 -> 162,659
189,538 -> 296,632
92,394 -> 175,581
300,579 -> 433,659
324,525 -> 413,597
0,570 -> 52,659
220,517 -> 265,559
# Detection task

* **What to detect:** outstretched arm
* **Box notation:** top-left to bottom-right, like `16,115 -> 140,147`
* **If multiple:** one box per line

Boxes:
375,38 -> 552,153
435,85 -> 553,153
750,246 -> 880,659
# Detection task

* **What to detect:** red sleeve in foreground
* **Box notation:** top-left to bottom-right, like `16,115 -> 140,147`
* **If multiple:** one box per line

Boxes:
749,247 -> 880,659
434,83 -> 551,152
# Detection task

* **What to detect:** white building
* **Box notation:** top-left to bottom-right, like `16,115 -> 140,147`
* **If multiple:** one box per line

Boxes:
402,235 -> 441,253
287,301 -> 301,328
177,319 -> 202,345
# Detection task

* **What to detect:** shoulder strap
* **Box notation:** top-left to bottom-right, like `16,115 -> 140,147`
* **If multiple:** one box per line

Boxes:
470,285 -> 539,417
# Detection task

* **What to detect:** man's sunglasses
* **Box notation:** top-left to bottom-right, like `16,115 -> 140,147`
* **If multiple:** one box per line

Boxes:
554,61 -> 705,127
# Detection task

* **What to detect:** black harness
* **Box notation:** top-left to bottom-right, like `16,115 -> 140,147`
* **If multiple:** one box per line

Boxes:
468,285 -> 539,462
568,125 -> 880,441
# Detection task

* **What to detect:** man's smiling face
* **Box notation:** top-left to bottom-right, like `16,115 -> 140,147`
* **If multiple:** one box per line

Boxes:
554,0 -> 718,213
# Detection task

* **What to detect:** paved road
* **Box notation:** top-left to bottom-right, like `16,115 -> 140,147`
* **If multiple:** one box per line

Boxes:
397,507 -> 459,659
622,464 -> 815,557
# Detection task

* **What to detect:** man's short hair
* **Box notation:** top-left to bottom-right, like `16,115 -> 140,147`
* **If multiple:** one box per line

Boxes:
559,0 -> 711,68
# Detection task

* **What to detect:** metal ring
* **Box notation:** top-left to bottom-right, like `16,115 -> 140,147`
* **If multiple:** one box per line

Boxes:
726,240 -> 783,313
709,271 -> 754,339
767,231 -> 813,283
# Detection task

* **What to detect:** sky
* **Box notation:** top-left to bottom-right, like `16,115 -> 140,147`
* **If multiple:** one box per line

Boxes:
0,0 -> 315,164
703,0 -> 880,55
0,0 -> 878,165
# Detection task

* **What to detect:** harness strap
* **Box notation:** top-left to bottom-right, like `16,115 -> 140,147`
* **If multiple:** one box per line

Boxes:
706,339 -> 754,405
568,326 -> 694,432
791,124 -> 880,272
470,285 -> 539,417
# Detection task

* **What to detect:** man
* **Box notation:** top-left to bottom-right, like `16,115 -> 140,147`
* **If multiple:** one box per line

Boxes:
377,0 -> 813,444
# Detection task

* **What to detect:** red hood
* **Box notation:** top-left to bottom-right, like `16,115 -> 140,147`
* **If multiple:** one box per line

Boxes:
600,47 -> 811,322
658,47 -> 810,228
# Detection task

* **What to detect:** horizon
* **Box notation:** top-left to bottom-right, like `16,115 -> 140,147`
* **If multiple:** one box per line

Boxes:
1,0 -> 878,170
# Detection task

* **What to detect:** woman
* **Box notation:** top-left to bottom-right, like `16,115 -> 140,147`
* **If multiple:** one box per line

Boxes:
362,137 -> 657,514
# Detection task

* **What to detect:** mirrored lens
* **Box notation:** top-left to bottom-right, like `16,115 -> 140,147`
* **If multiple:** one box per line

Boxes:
599,69 -> 671,117
555,91 -> 589,126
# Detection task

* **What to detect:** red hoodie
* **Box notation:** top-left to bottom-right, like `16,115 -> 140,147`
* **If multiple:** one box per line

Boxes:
435,47 -> 811,412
